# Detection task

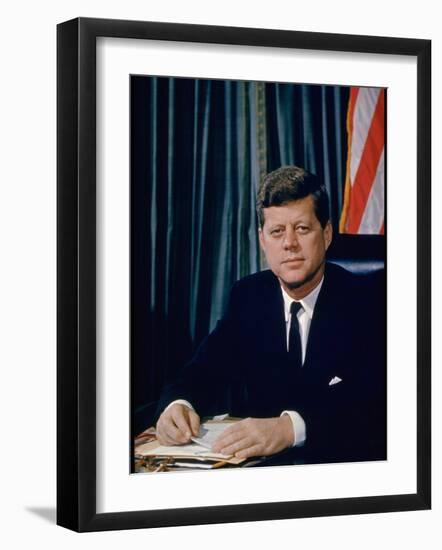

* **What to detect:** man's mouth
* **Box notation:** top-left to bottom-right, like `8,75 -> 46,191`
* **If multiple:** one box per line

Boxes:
282,258 -> 304,264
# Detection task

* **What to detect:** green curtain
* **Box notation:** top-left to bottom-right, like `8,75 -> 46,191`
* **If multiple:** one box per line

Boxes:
131,76 -> 349,424
266,83 -> 348,226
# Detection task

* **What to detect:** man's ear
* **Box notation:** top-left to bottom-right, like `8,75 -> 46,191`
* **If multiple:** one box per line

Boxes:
258,227 -> 265,250
324,221 -> 333,251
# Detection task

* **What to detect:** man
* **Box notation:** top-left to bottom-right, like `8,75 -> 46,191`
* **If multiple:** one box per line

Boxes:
155,166 -> 386,464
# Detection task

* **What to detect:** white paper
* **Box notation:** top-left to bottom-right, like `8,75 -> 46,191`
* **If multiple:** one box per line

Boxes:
191,422 -> 233,449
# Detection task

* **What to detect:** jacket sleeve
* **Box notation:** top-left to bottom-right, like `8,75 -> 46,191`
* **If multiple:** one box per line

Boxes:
155,282 -> 243,420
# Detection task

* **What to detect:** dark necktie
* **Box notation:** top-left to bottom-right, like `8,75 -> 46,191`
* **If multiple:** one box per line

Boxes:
288,301 -> 303,368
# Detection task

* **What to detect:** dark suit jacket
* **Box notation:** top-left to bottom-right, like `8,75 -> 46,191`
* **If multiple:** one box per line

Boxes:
157,262 -> 386,464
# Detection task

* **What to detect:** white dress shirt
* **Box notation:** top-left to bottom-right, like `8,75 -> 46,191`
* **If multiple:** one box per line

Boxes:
165,276 -> 325,448
281,277 -> 323,362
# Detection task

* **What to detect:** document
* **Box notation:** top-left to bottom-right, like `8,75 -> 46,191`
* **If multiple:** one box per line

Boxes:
190,422 -> 232,449
135,420 -> 245,466
140,441 -> 231,460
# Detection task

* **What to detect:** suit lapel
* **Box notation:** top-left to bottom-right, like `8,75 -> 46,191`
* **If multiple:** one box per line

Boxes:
304,296 -> 335,371
303,264 -> 343,373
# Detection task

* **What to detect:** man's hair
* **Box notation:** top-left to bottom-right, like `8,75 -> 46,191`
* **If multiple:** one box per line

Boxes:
256,165 -> 330,228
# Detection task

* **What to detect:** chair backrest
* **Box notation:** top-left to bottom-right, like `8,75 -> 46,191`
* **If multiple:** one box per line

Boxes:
326,234 -> 385,276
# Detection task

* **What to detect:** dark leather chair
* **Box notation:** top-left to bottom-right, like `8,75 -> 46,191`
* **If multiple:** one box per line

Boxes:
327,234 -> 385,275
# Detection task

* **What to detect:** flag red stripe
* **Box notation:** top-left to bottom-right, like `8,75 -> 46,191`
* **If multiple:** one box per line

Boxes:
346,90 -> 385,233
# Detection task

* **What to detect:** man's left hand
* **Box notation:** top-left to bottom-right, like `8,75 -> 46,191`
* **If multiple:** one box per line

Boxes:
211,416 -> 294,458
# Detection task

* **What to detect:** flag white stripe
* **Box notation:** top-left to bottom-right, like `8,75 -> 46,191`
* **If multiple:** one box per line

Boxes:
350,88 -> 381,185
358,149 -> 385,234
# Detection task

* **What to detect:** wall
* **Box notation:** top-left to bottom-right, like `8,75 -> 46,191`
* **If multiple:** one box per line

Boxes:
0,1 -> 439,547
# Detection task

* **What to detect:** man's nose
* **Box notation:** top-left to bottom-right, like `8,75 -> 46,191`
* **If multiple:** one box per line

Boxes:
283,227 -> 299,249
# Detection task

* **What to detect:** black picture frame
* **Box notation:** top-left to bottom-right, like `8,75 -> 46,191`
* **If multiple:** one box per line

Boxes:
57,17 -> 431,532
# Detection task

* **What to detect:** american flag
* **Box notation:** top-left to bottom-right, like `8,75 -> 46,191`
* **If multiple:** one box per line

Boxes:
339,87 -> 385,235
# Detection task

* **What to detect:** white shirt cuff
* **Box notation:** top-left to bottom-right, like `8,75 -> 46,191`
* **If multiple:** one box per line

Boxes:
280,410 -> 306,447
164,399 -> 194,413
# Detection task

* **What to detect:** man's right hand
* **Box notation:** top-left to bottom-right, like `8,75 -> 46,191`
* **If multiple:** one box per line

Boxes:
156,403 -> 201,446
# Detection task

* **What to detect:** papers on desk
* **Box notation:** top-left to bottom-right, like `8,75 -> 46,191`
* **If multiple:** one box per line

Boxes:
135,420 -> 246,468
142,441 -> 231,460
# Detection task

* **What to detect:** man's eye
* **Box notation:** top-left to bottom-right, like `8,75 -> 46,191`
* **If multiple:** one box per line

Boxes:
270,228 -> 283,236
297,226 -> 309,234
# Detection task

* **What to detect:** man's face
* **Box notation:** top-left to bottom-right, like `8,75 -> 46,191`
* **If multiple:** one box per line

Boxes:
259,196 -> 332,299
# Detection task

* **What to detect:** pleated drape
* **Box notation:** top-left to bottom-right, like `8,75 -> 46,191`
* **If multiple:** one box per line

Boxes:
266,82 -> 348,227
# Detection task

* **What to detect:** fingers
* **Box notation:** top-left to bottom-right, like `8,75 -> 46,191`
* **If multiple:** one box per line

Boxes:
212,424 -> 261,457
188,410 -> 200,437
212,422 -> 247,454
156,417 -> 185,445
172,407 -> 193,441
234,444 -> 263,459
212,417 -> 292,458
218,436 -> 254,457
156,404 -> 200,446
